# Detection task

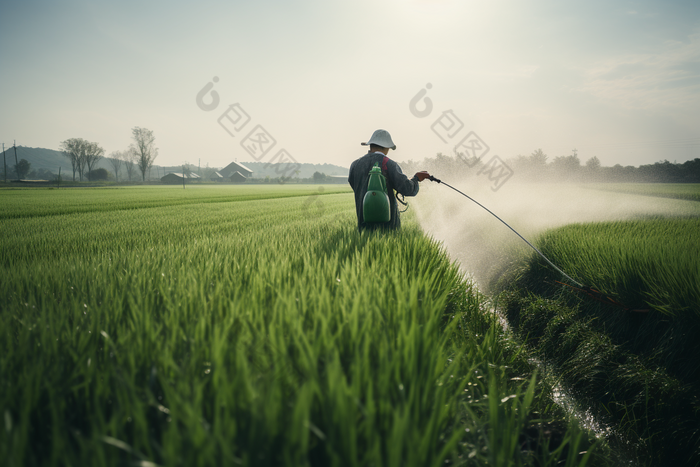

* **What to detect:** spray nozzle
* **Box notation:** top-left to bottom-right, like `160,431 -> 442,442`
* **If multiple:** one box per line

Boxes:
429,175 -> 441,183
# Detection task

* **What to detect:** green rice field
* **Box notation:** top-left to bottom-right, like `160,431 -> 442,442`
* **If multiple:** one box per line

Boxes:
0,185 -> 352,220
0,185 -> 605,467
588,182 -> 700,202
498,184 -> 700,466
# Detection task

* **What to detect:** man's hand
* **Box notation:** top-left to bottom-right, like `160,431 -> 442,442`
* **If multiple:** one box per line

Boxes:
414,171 -> 432,182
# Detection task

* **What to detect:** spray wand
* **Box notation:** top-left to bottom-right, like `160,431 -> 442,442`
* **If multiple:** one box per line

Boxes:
425,175 -> 649,313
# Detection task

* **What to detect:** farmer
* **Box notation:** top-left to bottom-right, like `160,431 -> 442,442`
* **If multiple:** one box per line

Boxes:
348,129 -> 432,232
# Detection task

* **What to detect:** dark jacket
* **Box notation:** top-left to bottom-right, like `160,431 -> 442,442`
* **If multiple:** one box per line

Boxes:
348,152 -> 420,231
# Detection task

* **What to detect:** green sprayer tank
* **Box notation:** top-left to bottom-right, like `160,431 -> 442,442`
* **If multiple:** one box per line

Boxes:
363,162 -> 391,223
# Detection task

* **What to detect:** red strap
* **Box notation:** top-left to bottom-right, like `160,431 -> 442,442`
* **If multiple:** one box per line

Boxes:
382,156 -> 388,173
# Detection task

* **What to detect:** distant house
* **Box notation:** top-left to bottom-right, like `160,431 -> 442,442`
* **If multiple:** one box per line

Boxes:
230,171 -> 247,183
210,171 -> 224,182
220,161 -> 253,178
161,172 -> 200,184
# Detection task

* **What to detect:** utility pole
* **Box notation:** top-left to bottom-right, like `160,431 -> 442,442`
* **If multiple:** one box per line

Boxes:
3,143 -> 6,182
13,141 -> 18,180
182,164 -> 186,189
198,158 -> 201,176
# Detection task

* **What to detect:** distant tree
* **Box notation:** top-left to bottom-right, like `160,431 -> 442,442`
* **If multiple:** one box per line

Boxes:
77,147 -> 88,180
60,138 -> 88,181
567,149 -> 581,172
530,148 -> 548,166
123,149 -> 137,181
583,156 -> 603,182
606,164 -> 636,182
108,151 -> 123,182
584,156 -> 602,182
15,159 -> 31,179
681,158 -> 700,182
89,168 -> 109,181
551,150 -> 581,180
59,138 -> 101,181
642,160 -> 682,182
585,156 -> 601,171
85,141 -> 105,179
312,171 -> 326,183
131,127 -> 158,181
506,152 -> 539,179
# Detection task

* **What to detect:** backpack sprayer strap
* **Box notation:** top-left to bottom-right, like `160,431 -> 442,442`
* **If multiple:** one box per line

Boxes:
397,193 -> 409,213
381,155 -> 409,213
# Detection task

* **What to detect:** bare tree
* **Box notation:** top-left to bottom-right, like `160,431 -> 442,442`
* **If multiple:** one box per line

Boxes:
60,138 -> 87,181
85,141 -> 105,180
123,148 -> 137,181
76,144 -> 88,181
60,138 -> 103,181
108,151 -> 123,182
62,149 -> 78,181
131,127 -> 158,181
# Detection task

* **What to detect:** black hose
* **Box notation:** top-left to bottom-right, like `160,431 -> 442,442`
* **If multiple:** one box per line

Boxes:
429,176 -> 584,288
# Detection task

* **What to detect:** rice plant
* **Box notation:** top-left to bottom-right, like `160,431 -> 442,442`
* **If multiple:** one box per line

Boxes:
498,215 -> 700,466
0,186 -> 605,466
588,183 -> 700,202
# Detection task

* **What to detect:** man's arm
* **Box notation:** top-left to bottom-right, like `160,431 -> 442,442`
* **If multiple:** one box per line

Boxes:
386,159 -> 420,197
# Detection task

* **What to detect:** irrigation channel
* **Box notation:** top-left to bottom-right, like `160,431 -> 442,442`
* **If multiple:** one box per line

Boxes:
414,179 -> 700,465
491,307 -> 621,448
422,178 -> 618,437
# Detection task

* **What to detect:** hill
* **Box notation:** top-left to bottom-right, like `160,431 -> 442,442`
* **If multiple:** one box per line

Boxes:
0,146 -> 348,180
0,146 -> 116,178
0,146 -> 75,173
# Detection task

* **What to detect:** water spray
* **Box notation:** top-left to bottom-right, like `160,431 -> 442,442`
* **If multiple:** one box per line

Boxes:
427,175 -> 583,287
426,175 -> 649,312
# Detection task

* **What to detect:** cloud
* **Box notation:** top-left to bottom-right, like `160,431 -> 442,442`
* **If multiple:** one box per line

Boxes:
575,30 -> 700,110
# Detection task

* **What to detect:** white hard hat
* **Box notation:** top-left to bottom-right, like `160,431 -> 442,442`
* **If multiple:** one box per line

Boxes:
361,129 -> 396,150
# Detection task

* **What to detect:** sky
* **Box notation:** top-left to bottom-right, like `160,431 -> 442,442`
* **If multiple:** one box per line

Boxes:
1,0 -> 699,170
